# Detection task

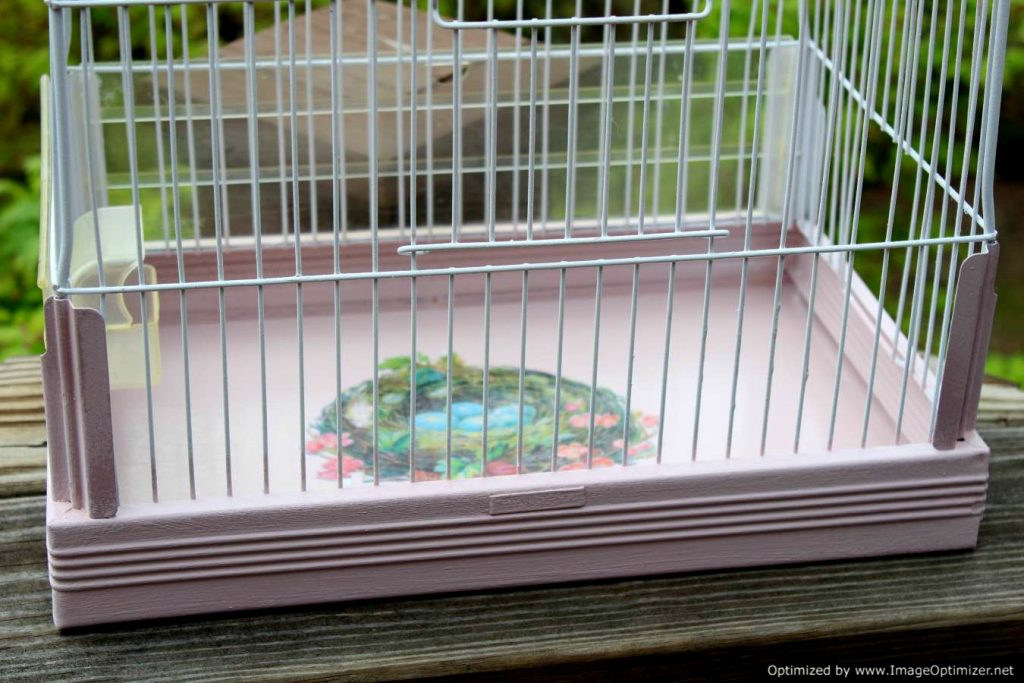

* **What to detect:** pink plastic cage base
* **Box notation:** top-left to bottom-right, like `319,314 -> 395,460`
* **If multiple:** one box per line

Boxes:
41,223 -> 996,628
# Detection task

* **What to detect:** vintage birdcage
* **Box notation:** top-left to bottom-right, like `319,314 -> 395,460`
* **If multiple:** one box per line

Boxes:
39,0 -> 1009,627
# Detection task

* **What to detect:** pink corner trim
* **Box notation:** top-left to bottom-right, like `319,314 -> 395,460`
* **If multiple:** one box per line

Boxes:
933,244 -> 999,450
42,297 -> 118,518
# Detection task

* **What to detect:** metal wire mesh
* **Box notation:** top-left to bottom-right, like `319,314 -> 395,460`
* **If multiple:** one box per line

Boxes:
43,0 -> 1009,503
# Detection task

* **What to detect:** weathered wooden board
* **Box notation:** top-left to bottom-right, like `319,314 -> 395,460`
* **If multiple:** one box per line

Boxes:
176,0 -> 580,234
214,0 -> 523,163
1,355 -> 1021,679
0,358 -> 48,490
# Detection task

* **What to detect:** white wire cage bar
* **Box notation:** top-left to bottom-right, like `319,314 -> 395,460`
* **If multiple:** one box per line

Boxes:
39,0 -> 1008,628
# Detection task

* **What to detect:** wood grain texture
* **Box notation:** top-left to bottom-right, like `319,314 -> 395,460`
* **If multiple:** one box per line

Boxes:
1,356 -> 1022,680
0,358 -> 47,493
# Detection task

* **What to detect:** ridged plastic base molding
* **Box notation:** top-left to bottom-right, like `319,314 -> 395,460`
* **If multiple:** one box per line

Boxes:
47,433 -> 988,629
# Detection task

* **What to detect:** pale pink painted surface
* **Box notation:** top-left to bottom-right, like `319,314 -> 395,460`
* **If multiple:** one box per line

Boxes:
108,253 -> 901,505
47,436 -> 990,628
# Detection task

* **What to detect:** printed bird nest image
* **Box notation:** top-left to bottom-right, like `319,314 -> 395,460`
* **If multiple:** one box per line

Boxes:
305,355 -> 660,484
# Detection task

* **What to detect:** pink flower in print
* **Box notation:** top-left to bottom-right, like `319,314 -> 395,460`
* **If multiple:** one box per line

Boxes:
558,442 -> 590,460
564,401 -> 584,412
559,457 -> 615,471
316,460 -> 334,479
628,441 -> 653,456
315,455 -> 365,481
641,414 -> 660,427
342,455 -> 363,475
569,413 -> 619,429
613,439 -> 653,457
306,432 -> 353,454
486,460 -> 519,476
414,470 -> 441,482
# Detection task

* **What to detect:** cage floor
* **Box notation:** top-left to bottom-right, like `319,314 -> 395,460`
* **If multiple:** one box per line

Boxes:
106,256 -> 914,506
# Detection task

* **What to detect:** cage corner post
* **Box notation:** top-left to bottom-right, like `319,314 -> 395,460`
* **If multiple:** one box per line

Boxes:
41,296 -> 119,519
932,244 -> 999,451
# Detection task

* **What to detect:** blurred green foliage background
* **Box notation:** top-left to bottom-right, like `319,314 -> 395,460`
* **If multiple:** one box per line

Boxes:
0,0 -> 1021,385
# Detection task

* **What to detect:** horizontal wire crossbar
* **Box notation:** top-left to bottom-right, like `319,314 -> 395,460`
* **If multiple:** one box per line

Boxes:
56,233 -> 995,297
81,37 -> 796,75
396,228 -> 730,255
428,0 -> 713,30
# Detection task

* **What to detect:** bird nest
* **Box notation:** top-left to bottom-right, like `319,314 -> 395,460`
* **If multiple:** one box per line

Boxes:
305,355 -> 659,483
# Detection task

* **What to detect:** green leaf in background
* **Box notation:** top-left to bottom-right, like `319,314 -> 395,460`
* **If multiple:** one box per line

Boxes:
0,0 -> 1022,373
0,156 -> 43,359
987,353 -> 1024,390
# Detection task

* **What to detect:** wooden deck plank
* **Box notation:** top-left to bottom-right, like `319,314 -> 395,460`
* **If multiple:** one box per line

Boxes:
0,356 -> 1022,680
0,358 -> 47,456
0,424 -> 47,449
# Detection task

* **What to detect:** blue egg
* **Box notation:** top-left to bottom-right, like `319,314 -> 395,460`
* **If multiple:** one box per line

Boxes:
458,415 -> 484,432
489,404 -> 536,427
451,402 -> 484,419
414,411 -> 449,431
487,415 -> 518,430
487,405 -> 509,419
